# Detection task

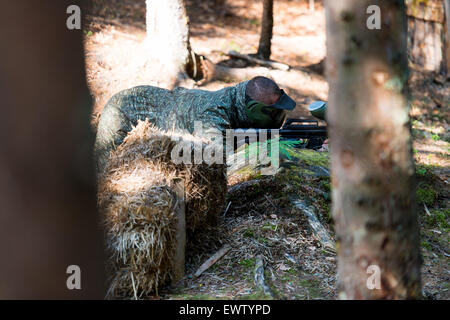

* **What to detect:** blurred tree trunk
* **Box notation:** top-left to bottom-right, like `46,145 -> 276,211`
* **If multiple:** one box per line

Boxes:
406,0 -> 446,73
325,0 -> 421,299
310,0 -> 315,12
257,0 -> 274,60
444,0 -> 450,75
146,0 -> 202,81
0,0 -> 105,298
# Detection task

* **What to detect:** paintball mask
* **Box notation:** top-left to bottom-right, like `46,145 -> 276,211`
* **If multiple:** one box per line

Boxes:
245,89 -> 297,129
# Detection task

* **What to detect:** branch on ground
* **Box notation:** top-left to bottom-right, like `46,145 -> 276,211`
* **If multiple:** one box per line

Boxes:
227,50 -> 290,71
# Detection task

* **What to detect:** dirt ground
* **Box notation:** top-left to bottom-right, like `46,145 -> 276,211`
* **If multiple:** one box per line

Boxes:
84,0 -> 449,299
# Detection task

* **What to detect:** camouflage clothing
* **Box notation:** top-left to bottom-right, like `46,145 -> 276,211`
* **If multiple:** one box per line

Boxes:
94,81 -> 252,172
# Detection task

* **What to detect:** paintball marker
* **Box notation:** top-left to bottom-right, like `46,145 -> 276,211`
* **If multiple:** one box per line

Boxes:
229,101 -> 328,150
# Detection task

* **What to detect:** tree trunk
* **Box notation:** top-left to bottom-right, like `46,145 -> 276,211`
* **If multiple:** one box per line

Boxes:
406,0 -> 446,73
146,0 -> 202,81
309,0 -> 315,12
257,0 -> 274,60
325,0 -> 421,299
444,0 -> 450,75
0,0 -> 105,298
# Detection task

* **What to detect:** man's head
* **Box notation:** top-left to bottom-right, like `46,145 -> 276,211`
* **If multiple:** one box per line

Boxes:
244,76 -> 296,128
246,76 -> 282,105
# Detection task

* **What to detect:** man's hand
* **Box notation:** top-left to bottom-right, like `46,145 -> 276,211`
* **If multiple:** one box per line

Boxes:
318,139 -> 329,152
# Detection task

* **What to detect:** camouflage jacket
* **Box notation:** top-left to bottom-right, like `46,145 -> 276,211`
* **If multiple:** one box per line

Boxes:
94,81 -> 252,173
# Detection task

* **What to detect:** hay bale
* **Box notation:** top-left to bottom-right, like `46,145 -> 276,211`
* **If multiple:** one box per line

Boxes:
98,120 -> 227,299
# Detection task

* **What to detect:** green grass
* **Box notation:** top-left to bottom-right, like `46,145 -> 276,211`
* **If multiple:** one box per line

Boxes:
416,164 -> 430,177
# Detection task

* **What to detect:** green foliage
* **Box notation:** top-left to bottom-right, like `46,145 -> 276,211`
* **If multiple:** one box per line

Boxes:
423,209 -> 450,232
416,184 -> 438,206
239,138 -> 305,171
245,138 -> 303,161
234,139 -> 328,179
421,241 -> 432,250
416,164 -> 429,177
279,139 -> 305,160
431,134 -> 440,141
320,179 -> 331,192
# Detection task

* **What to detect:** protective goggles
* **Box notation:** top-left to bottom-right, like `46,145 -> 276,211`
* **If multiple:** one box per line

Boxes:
245,90 -> 296,128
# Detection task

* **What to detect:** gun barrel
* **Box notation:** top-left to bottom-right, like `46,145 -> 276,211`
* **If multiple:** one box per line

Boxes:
279,128 -> 327,137
225,118 -> 327,149
228,127 -> 327,138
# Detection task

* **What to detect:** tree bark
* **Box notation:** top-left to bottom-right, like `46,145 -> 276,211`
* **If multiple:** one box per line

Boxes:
325,0 -> 421,299
257,0 -> 274,60
406,0 -> 446,73
146,0 -> 202,81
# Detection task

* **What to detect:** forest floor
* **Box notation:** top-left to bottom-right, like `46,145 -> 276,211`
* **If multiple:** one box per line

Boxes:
84,0 -> 449,299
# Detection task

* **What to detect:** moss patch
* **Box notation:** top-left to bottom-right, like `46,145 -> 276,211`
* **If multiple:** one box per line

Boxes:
287,148 -> 329,168
423,209 -> 450,232
298,278 -> 322,299
416,184 -> 438,206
